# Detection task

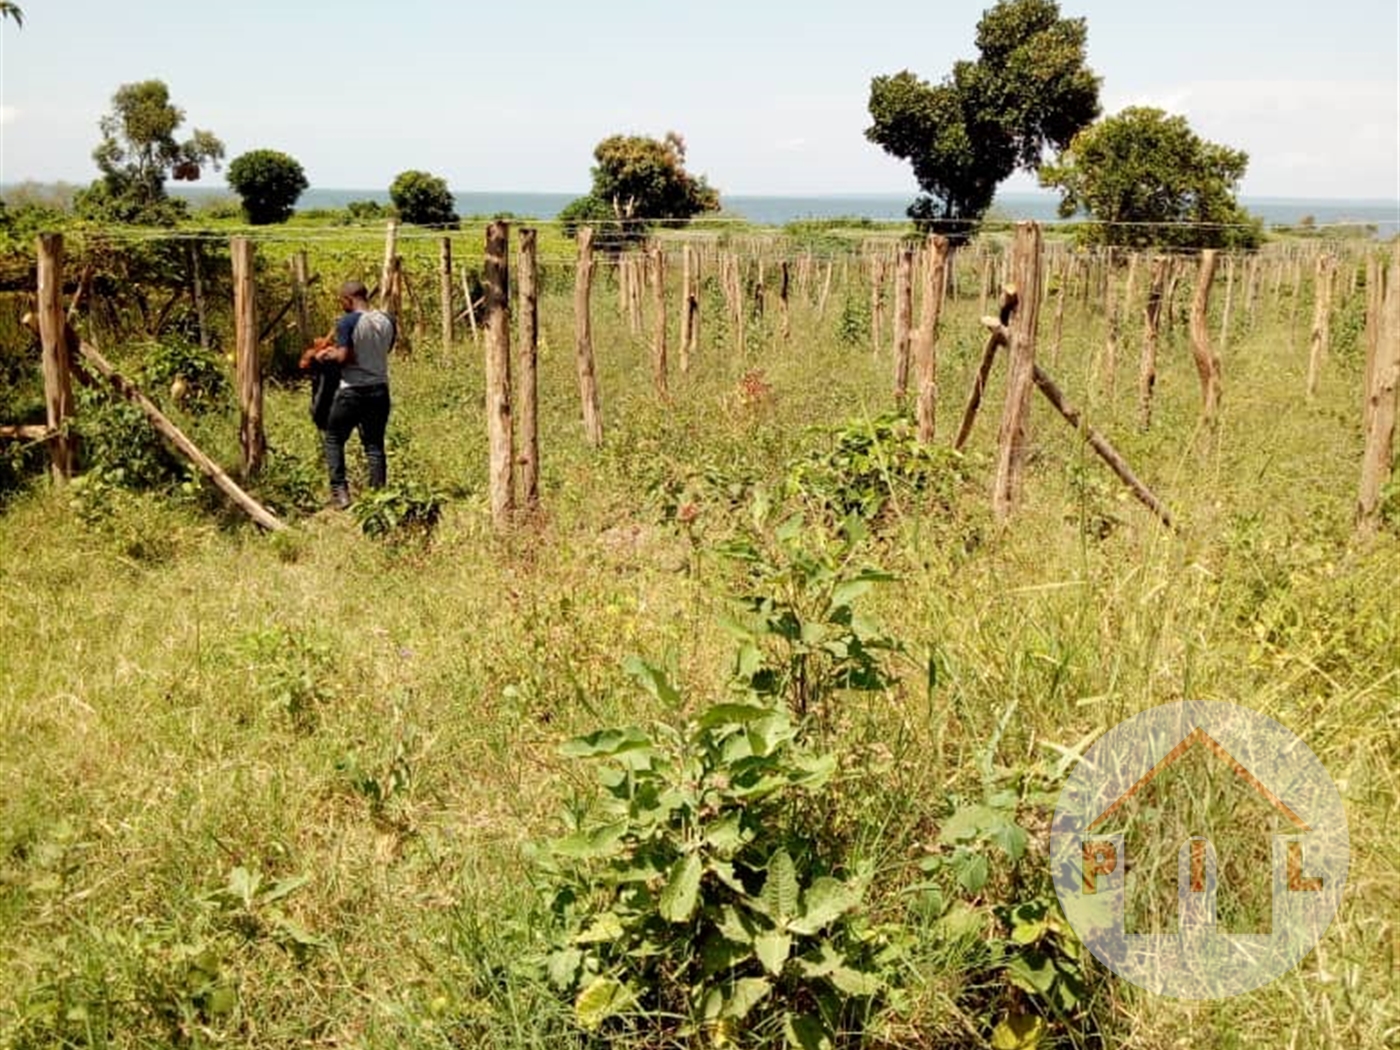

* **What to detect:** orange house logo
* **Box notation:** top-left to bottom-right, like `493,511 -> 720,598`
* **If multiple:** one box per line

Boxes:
1052,703 -> 1349,999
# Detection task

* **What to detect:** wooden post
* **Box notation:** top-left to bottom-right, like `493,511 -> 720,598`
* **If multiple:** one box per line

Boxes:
291,251 -> 312,350
439,237 -> 454,349
650,244 -> 668,398
680,244 -> 697,372
778,260 -> 791,341
380,220 -> 399,307
461,268 -> 481,345
893,248 -> 914,404
915,236 -> 950,444
35,233 -> 76,481
953,284 -> 1016,453
869,254 -> 885,355
992,223 -> 1044,520
230,236 -> 265,477
1102,266 -> 1120,397
1139,257 -> 1168,431
574,227 -> 604,447
1358,244 -> 1399,533
484,221 -> 514,531
190,242 -> 210,351
627,254 -> 643,336
1219,254 -> 1236,352
817,260 -> 833,320
1050,267 -> 1067,367
518,228 -> 540,512
753,258 -> 766,322
1307,254 -> 1334,398
1189,249 -> 1222,425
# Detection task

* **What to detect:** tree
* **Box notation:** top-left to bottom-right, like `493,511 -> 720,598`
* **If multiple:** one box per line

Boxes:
0,2 -> 22,28
388,170 -> 458,227
866,0 -> 1099,241
1039,107 -> 1261,248
77,80 -> 224,225
227,149 -> 308,225
561,131 -> 719,246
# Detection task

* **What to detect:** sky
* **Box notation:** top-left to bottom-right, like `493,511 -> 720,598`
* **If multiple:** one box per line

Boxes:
1,0 -> 1397,201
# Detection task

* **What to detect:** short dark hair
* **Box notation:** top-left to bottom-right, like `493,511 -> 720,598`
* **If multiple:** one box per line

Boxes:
339,280 -> 369,300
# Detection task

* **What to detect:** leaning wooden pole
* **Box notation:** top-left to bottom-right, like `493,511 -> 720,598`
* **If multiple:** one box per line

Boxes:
953,285 -> 1017,452
517,228 -> 540,512
915,236 -> 951,444
991,223 -> 1044,521
1358,243 -> 1400,534
484,221 -> 514,531
1033,365 -> 1174,530
573,227 -> 604,447
1189,249 -> 1222,426
75,335 -> 284,531
35,233 -> 76,482
231,236 -> 265,477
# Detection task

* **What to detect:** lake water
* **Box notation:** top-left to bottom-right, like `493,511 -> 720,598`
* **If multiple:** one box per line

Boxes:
284,188 -> 1398,236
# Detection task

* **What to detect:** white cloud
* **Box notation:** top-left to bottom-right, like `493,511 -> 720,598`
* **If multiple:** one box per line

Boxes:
1102,80 -> 1399,198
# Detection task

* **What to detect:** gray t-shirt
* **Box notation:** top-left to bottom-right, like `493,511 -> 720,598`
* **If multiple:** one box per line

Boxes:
336,309 -> 395,387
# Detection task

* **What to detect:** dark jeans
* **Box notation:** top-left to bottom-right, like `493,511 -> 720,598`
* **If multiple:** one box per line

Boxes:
324,384 -> 390,490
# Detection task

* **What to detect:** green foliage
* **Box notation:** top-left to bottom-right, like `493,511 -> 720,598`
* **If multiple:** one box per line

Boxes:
139,337 -> 230,414
79,79 -> 224,225
388,170 -> 459,227
344,198 -> 388,223
350,481 -> 446,542
784,412 -> 966,525
567,131 -> 719,246
226,149 -> 309,225
538,695 -> 903,1047
866,0 -> 1100,242
836,293 -> 871,347
1039,106 -> 1262,249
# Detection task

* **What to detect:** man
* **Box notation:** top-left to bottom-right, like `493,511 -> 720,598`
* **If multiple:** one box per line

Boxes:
315,280 -> 395,509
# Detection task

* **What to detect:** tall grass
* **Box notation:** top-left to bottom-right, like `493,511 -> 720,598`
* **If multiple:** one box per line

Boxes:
0,240 -> 1394,1048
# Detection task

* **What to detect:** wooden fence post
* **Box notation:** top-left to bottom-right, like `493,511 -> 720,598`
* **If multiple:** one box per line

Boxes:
380,220 -> 398,306
1189,249 -> 1222,426
1307,254 -> 1334,398
893,248 -> 914,404
36,233 -> 75,481
190,242 -> 211,351
915,236 -> 950,445
231,236 -> 265,477
992,223 -> 1044,520
869,254 -> 885,355
680,245 -> 696,372
1218,254 -> 1236,352
518,228 -> 539,512
439,237 -> 454,349
778,260 -> 791,341
291,251 -> 312,349
651,244 -> 668,398
1358,244 -> 1399,533
484,221 -> 514,530
574,227 -> 604,447
1139,256 -> 1168,430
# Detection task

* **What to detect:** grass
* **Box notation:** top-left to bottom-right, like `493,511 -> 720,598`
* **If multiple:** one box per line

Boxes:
0,233 -> 1396,1048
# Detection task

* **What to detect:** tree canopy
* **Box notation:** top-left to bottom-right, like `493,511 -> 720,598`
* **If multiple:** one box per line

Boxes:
561,132 -> 719,246
865,0 -> 1099,241
77,80 -> 224,225
227,149 -> 309,225
389,170 -> 458,227
1039,106 -> 1261,248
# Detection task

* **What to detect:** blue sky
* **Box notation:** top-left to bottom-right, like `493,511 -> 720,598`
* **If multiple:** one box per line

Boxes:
1,0 -> 1396,200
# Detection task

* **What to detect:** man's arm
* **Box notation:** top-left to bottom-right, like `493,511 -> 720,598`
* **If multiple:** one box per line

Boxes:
317,313 -> 359,365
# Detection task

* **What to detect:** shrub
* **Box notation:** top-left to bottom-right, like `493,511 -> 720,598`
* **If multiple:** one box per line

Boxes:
226,149 -> 308,225
388,171 -> 458,227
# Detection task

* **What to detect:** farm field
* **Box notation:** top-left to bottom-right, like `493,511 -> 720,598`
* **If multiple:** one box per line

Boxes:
0,223 -> 1396,1049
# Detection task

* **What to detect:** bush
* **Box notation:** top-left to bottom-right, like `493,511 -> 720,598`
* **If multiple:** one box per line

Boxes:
226,149 -> 308,225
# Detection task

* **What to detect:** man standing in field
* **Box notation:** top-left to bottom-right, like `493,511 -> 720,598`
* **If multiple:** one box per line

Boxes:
313,280 -> 395,509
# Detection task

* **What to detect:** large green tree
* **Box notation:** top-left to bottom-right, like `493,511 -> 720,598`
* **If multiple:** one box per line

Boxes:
1039,106 -> 1261,248
866,0 -> 1099,241
562,132 -> 718,246
227,149 -> 308,225
389,170 -> 458,227
77,80 -> 224,225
